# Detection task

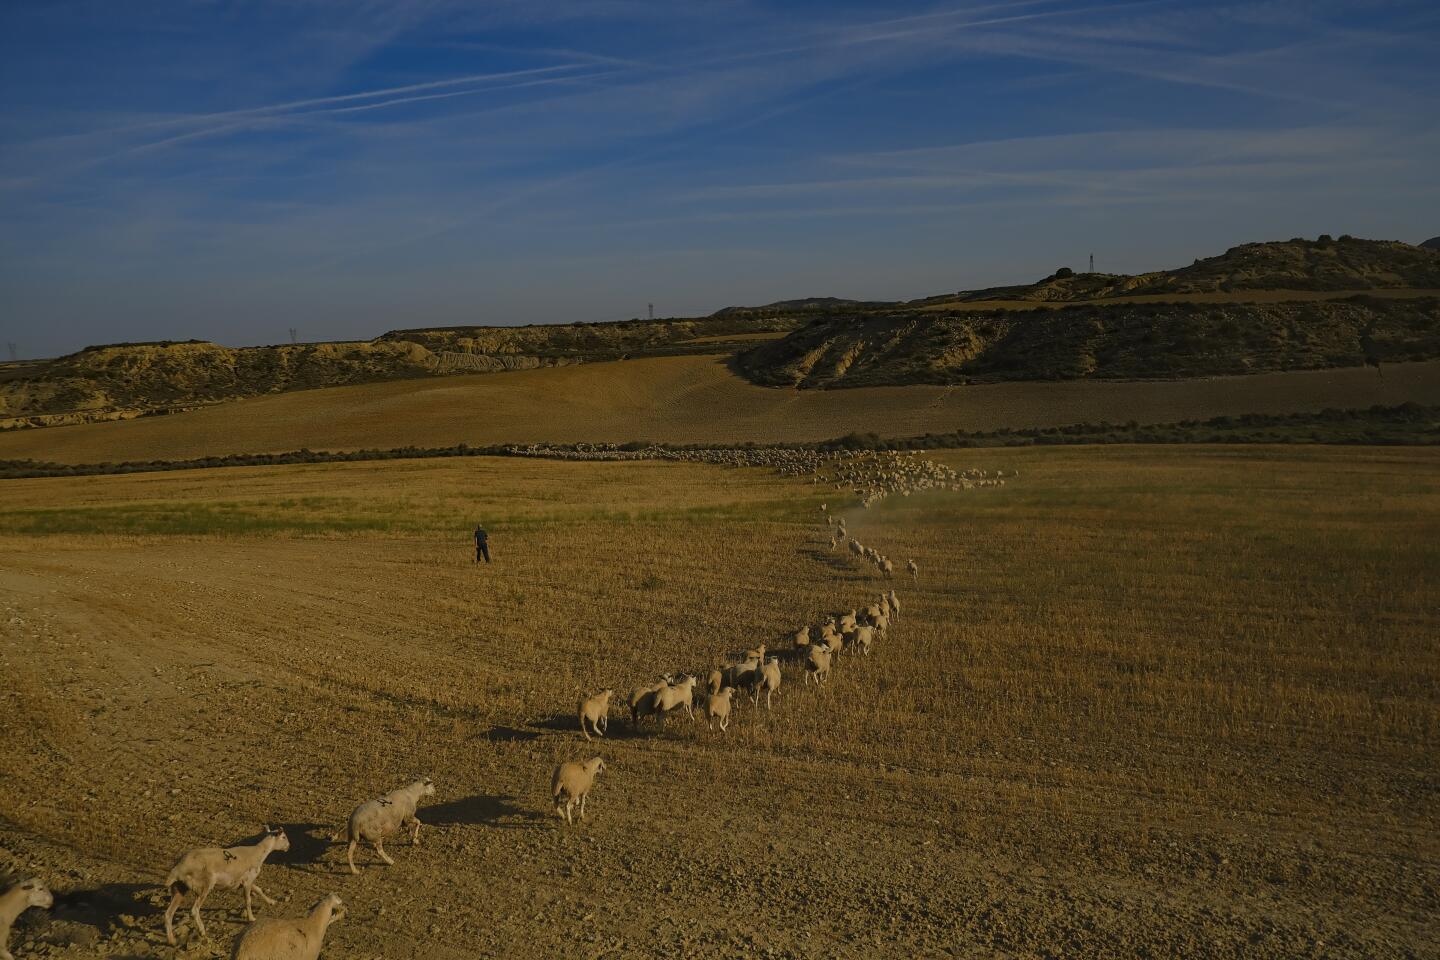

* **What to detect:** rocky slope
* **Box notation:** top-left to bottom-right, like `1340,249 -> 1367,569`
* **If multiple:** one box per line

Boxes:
737,296 -> 1440,388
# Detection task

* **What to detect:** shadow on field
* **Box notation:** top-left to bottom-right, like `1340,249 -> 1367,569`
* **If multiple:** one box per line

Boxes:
532,713 -> 673,741
276,821 -> 333,866
426,794 -> 541,829
481,724 -> 542,742
14,881 -> 153,946
799,546 -> 861,576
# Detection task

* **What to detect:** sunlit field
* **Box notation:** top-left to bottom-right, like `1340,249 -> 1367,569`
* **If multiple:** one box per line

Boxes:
2,446 -> 1437,958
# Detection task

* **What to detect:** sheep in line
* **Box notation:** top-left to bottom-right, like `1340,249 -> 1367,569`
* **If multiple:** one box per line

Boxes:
552,757 -> 606,825
628,676 -> 675,727
164,826 -> 290,945
907,558 -> 919,581
230,893 -> 345,960
804,644 -> 833,685
705,687 -> 735,732
756,657 -> 783,710
651,675 -> 698,728
342,778 -> 435,875
578,689 -> 613,741
847,624 -> 874,656
1,877 -> 52,960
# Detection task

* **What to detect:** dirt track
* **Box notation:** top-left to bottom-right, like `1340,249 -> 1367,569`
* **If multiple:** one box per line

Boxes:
2,450 -> 1437,958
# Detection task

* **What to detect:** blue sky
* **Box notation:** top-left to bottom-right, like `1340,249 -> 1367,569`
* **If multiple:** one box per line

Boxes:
2,0 -> 1438,358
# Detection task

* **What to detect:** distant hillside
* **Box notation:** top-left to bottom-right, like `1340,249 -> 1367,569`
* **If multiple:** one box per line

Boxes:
378,314 -> 800,359
1421,237 -> 1440,251
0,315 -> 799,428
712,297 -> 892,317
7,235 -> 1438,426
737,297 -> 1440,388
720,237 -> 1440,315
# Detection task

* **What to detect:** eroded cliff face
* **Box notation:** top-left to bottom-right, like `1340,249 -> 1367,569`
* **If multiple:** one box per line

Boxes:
737,298 -> 1440,389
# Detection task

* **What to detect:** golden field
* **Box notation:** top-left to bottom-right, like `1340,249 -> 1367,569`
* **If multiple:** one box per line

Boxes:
3,353 -> 1439,464
2,445 -> 1437,958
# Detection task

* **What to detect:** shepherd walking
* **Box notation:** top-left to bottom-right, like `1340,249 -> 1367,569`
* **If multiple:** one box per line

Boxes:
474,524 -> 490,563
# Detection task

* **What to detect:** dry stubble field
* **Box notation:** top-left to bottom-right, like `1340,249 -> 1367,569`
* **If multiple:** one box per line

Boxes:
3,354 -> 1439,464
2,446 -> 1438,959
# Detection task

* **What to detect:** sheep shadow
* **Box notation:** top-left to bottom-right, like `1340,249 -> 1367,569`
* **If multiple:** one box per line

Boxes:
798,547 -> 862,576
275,821 -> 332,866
530,713 -> 659,741
426,794 -> 542,830
18,881 -> 153,940
480,724 -> 542,743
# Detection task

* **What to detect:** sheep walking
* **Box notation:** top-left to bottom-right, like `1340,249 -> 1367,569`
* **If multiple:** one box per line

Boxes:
628,675 -> 678,727
578,689 -> 613,741
552,757 -> 606,825
1,877 -> 53,960
847,624 -> 875,656
164,827 -> 290,945
343,778 -> 435,875
652,675 -> 698,728
231,893 -> 345,960
705,687 -> 735,732
756,657 -> 782,710
792,626 -> 810,649
907,559 -> 919,581
804,644 -> 833,685
888,589 -> 900,621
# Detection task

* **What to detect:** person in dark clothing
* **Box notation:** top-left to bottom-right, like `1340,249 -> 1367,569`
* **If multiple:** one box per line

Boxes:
474,525 -> 490,563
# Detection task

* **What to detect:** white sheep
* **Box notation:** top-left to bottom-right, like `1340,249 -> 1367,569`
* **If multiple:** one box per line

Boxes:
230,893 -> 345,960
706,668 -> 725,697
880,558 -> 894,578
343,778 -> 435,875
744,643 -> 767,663
907,558 -> 918,581
838,610 -> 858,633
578,689 -> 613,741
847,624 -> 874,656
1,877 -> 52,960
804,644 -> 833,685
792,626 -> 810,649
871,613 -> 890,635
864,604 -> 883,624
552,756 -> 606,825
756,657 -> 782,710
651,675 -> 698,728
705,687 -> 735,732
164,826 -> 290,945
725,655 -> 762,690
888,589 -> 900,621
628,676 -> 673,727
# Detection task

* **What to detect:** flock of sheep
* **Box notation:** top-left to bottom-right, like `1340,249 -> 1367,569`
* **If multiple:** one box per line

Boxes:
1,444 -> 985,960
